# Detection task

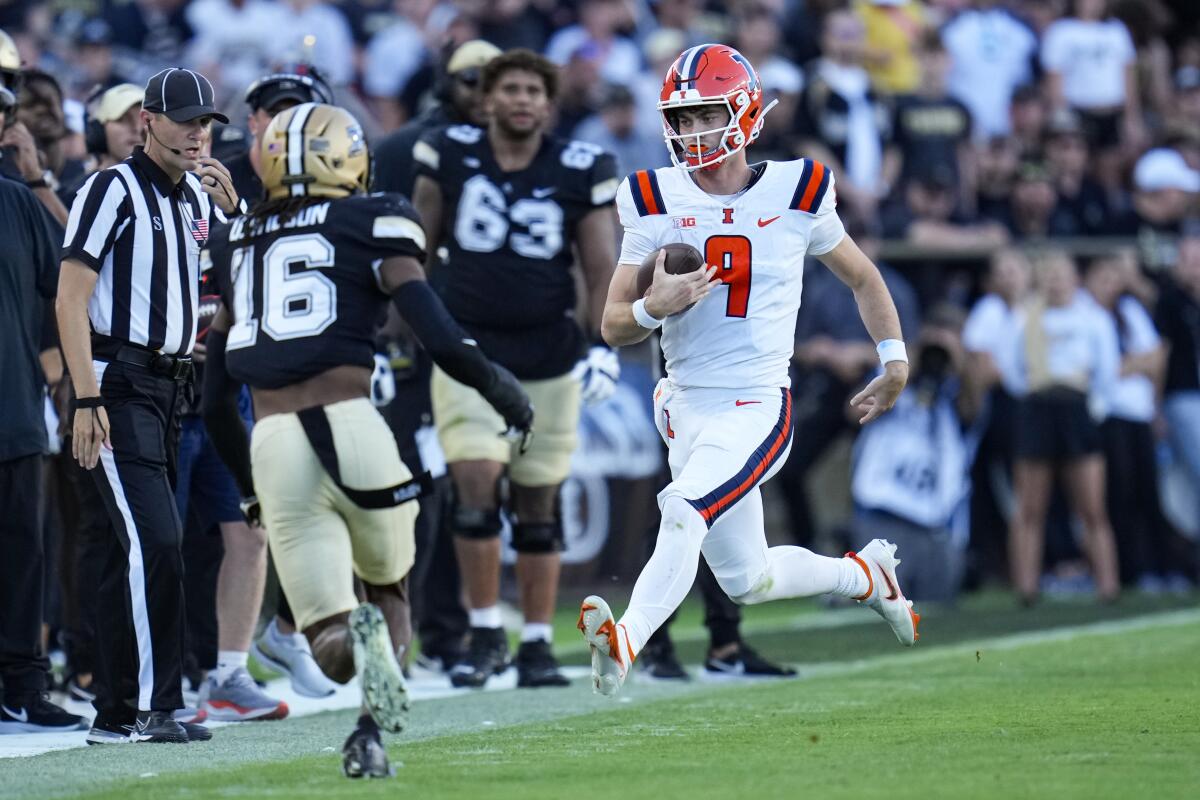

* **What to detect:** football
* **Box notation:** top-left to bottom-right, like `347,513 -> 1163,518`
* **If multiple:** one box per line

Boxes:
636,242 -> 705,298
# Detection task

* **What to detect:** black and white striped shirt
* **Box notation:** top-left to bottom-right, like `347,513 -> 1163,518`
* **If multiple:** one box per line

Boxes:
62,146 -> 230,356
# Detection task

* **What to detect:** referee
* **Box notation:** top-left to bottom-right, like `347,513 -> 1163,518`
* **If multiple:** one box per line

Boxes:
55,67 -> 240,745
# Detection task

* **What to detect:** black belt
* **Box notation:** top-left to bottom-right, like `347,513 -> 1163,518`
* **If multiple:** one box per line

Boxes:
93,335 -> 194,382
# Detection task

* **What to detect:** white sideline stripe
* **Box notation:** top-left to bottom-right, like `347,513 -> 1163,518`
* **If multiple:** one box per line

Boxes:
2,607 -> 1196,759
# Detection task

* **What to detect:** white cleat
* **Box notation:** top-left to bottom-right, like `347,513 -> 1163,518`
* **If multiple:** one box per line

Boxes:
847,539 -> 921,647
577,595 -> 631,696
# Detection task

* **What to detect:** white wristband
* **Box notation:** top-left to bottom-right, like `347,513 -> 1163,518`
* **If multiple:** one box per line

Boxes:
632,298 -> 663,330
877,339 -> 908,365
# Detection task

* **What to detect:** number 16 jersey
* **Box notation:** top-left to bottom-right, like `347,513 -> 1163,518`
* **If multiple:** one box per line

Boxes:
616,160 -> 846,391
204,193 -> 427,389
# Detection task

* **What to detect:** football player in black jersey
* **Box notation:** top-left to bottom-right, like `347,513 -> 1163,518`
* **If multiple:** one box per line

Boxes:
411,49 -> 621,689
201,103 -> 532,778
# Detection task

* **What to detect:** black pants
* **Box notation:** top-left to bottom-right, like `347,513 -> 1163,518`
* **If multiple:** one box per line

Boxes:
1102,417 -> 1173,583
0,453 -> 50,700
88,359 -> 186,717
57,443 -> 113,679
409,475 -> 468,658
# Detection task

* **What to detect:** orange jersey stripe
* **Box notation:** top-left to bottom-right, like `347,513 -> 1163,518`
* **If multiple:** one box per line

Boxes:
698,397 -> 793,521
636,170 -> 662,215
797,161 -> 827,213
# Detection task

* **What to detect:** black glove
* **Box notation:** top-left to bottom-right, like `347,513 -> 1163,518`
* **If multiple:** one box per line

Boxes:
483,363 -> 534,435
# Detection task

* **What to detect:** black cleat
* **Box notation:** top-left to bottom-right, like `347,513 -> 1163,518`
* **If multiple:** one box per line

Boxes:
86,715 -> 135,745
180,720 -> 212,741
0,693 -> 87,733
638,642 -> 690,681
515,640 -> 570,688
131,710 -> 189,743
704,644 -> 797,678
342,725 -> 392,778
449,627 -> 509,688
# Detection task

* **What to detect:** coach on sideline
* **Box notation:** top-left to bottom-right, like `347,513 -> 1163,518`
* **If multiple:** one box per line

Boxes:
55,67 -> 240,745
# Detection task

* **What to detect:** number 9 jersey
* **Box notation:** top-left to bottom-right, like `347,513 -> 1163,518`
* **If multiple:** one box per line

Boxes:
203,193 -> 427,389
617,160 -> 846,391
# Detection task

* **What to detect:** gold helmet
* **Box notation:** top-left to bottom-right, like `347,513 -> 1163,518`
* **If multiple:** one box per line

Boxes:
260,103 -> 369,201
0,29 -> 20,88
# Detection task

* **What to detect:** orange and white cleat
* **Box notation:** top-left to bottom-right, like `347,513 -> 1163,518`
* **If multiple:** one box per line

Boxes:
846,539 -> 921,647
577,596 -> 633,696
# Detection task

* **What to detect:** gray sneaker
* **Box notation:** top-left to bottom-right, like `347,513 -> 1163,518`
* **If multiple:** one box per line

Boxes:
199,668 -> 289,722
350,603 -> 409,734
253,619 -> 339,698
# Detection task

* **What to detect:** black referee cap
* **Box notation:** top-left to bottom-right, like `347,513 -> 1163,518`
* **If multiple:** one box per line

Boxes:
143,67 -> 229,124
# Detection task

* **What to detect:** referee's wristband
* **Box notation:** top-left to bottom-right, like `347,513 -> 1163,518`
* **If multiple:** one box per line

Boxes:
877,339 -> 908,366
632,298 -> 663,330
72,396 -> 104,411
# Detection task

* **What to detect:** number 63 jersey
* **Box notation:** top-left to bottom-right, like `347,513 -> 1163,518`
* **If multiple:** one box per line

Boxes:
617,160 -> 846,391
203,193 -> 427,389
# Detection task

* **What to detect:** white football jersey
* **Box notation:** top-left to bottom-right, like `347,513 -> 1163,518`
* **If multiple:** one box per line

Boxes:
617,160 -> 845,390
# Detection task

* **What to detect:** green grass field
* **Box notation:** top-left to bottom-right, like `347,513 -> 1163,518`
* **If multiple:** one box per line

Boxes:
6,593 -> 1199,800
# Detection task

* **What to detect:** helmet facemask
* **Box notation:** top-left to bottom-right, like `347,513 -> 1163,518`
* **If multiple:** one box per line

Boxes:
659,92 -> 777,172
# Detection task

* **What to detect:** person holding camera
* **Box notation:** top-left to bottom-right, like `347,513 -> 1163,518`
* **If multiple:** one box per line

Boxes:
849,305 -> 986,604
56,67 -> 240,745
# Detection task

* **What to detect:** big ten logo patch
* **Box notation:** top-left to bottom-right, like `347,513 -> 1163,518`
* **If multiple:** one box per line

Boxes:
672,216 -> 697,229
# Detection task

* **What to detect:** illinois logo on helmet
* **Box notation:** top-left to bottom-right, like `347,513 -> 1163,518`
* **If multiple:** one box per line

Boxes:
260,103 -> 370,200
658,44 -> 778,171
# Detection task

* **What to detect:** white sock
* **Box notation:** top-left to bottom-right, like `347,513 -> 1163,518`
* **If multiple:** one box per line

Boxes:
733,547 -> 870,604
617,496 -> 708,658
520,623 -> 553,643
214,650 -> 248,685
469,606 -> 503,629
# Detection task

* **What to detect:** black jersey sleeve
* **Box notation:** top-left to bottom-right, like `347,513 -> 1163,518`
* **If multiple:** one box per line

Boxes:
555,140 -> 620,211
334,193 -> 429,287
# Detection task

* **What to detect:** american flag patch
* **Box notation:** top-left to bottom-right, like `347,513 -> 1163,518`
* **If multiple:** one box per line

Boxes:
190,219 -> 209,243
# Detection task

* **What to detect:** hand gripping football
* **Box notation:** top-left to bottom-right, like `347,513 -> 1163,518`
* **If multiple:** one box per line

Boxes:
636,242 -> 705,298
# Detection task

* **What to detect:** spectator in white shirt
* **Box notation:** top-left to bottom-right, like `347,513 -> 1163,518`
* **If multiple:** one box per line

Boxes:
942,0 -> 1038,141
544,0 -> 642,87
363,0 -> 454,131
1083,252 -> 1182,591
1009,251 -> 1121,604
186,0 -> 290,98
1041,0 -> 1144,152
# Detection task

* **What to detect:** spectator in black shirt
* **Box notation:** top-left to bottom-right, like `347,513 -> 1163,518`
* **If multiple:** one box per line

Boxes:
1157,234 -> 1200,524
883,30 -> 974,207
0,161 -> 87,734
993,160 -> 1081,239
1111,147 -> 1199,270
1044,108 -> 1110,235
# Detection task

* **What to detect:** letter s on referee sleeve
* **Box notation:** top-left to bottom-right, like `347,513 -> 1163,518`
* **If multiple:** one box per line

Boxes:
62,171 -> 129,272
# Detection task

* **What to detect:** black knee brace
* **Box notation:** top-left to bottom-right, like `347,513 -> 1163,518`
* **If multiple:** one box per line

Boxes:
511,520 -> 564,554
450,497 -> 503,540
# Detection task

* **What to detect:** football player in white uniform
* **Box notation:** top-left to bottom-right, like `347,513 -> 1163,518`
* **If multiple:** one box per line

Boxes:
579,44 -> 920,696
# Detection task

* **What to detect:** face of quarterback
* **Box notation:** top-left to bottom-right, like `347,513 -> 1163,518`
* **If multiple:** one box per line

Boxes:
487,69 -> 551,138
671,104 -> 730,156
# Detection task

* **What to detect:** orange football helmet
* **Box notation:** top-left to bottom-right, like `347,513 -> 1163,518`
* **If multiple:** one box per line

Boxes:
658,44 -> 778,171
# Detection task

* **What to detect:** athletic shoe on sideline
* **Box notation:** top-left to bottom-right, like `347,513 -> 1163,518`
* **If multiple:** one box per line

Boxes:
199,667 -> 289,721
0,693 -> 87,734
86,716 -> 134,745
704,644 -> 797,678
180,720 -> 212,742
847,539 -> 920,646
515,640 -> 570,687
577,595 -> 632,696
448,627 -> 510,689
638,641 -> 689,681
350,603 -> 409,734
342,724 -> 391,778
131,711 -> 189,743
252,618 -> 339,698
174,707 -> 207,724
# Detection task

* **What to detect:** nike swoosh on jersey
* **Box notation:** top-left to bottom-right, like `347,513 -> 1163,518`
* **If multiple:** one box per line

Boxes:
532,187 -> 557,198
735,400 -> 762,407
757,216 -> 781,227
